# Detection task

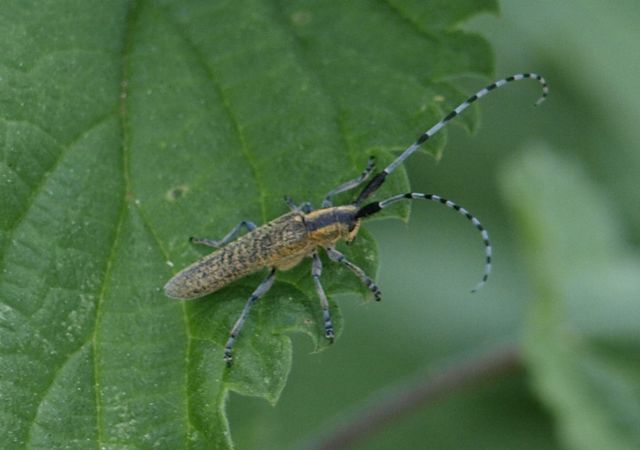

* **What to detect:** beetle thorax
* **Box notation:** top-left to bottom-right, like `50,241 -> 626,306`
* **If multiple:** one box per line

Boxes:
304,205 -> 360,245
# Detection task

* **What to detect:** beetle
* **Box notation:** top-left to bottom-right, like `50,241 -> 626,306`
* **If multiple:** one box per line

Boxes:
164,73 -> 548,365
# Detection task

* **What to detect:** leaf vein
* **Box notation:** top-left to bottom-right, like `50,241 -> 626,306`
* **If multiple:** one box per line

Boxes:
158,6 -> 269,223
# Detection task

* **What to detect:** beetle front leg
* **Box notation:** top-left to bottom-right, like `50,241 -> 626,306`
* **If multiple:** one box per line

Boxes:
325,246 -> 382,301
322,157 -> 376,207
311,252 -> 335,342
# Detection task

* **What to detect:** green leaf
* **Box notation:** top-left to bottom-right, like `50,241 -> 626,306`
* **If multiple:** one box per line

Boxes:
0,0 -> 496,447
500,147 -> 640,450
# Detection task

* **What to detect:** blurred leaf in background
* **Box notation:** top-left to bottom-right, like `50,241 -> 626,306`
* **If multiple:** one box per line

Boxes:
502,147 -> 640,450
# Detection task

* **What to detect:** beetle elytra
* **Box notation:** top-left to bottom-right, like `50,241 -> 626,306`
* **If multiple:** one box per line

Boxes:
164,73 -> 548,365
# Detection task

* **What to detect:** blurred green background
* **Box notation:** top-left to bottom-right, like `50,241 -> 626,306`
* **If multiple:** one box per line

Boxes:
228,1 -> 640,449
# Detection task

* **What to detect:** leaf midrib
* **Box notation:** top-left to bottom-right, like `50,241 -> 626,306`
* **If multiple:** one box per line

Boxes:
90,2 -> 138,447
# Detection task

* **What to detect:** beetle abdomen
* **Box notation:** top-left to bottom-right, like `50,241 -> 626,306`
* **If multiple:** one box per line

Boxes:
163,241 -> 263,299
164,212 -> 310,300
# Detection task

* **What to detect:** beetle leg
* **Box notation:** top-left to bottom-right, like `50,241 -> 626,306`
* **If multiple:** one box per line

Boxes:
324,246 -> 382,301
190,220 -> 257,248
284,196 -> 313,213
311,252 -> 335,342
322,157 -> 376,208
224,268 -> 277,366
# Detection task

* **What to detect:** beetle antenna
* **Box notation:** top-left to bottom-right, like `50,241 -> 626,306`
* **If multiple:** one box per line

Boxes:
356,193 -> 492,292
353,73 -> 548,206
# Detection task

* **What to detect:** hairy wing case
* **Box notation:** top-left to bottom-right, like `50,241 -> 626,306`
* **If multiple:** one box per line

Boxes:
164,212 -> 310,299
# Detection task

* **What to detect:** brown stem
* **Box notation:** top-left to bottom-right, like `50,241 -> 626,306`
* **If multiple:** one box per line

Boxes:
304,344 -> 523,450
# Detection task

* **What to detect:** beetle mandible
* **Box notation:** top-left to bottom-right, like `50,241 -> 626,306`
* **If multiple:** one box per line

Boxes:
164,73 -> 548,366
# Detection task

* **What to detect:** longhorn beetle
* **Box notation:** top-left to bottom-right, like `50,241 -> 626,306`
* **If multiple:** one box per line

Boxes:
164,73 -> 548,366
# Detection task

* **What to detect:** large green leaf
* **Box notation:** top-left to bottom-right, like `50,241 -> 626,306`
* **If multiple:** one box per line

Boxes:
500,148 -> 640,450
0,0 -> 496,447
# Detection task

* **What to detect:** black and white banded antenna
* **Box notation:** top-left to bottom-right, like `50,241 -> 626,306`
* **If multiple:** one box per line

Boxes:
354,72 -> 548,292
356,193 -> 493,292
354,73 -> 548,206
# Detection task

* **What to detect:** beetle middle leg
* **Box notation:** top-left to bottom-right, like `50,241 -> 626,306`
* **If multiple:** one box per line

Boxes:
325,246 -> 382,301
190,220 -> 257,248
224,268 -> 277,366
284,196 -> 313,213
311,251 -> 335,342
